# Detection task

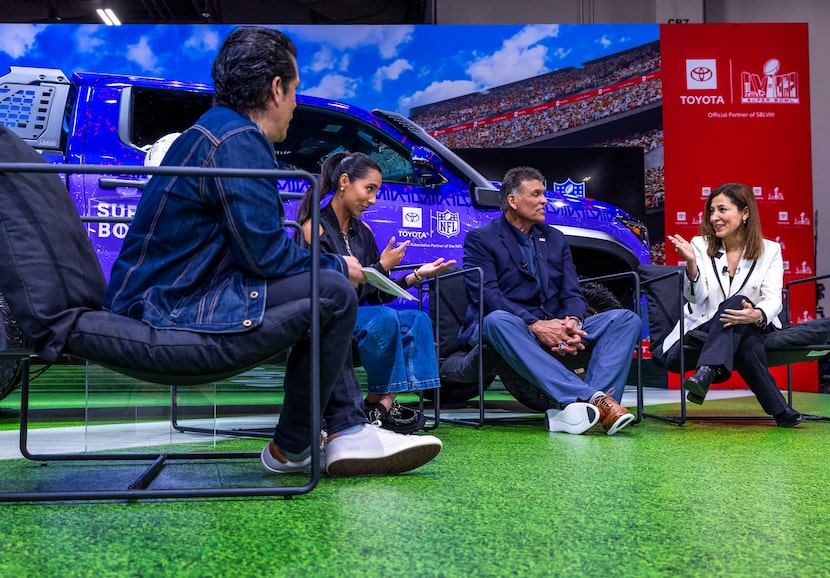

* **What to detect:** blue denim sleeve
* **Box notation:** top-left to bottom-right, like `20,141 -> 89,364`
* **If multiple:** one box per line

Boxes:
212,128 -> 346,278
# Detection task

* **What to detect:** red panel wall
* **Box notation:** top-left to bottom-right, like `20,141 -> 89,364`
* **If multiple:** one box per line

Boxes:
661,23 -> 817,391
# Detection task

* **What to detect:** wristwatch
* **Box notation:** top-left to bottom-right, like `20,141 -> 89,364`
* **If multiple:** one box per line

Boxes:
754,310 -> 767,327
567,315 -> 584,330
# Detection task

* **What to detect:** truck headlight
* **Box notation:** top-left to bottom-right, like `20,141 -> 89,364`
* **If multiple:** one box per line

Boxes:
616,214 -> 649,247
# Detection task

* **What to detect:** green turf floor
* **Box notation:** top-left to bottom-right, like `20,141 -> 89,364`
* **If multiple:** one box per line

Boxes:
1,389 -> 830,577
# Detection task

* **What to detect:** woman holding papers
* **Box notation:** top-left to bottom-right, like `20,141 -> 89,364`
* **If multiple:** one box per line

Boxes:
297,152 -> 455,432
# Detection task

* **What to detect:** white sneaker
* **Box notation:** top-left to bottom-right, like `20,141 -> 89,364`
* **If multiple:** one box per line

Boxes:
545,402 -> 600,434
325,424 -> 443,477
260,433 -> 327,474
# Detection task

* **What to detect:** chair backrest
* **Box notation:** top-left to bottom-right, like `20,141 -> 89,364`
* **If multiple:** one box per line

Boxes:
0,126 -> 327,387
0,126 -> 106,361
428,266 -> 470,359
638,264 -> 684,359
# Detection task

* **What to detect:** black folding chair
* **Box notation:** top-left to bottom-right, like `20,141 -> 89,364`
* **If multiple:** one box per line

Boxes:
0,125 -> 329,501
424,266 -> 643,427
639,264 -> 830,425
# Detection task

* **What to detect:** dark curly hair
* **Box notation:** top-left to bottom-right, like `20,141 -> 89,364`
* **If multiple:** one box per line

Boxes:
211,26 -> 297,116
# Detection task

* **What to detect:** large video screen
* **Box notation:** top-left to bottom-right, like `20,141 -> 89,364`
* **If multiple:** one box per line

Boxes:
452,146 -> 646,223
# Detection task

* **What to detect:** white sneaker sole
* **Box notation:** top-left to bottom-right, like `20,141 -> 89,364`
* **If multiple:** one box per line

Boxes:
260,445 -> 311,474
326,438 -> 442,477
260,445 -> 325,474
546,403 -> 600,434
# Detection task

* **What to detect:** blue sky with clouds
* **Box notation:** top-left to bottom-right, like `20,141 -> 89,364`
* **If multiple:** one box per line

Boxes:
0,23 -> 658,115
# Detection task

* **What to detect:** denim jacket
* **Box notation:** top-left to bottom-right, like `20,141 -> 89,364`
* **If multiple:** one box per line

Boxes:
104,106 -> 347,332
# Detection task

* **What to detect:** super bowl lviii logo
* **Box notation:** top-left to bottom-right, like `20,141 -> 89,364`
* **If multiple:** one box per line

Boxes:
741,58 -> 799,104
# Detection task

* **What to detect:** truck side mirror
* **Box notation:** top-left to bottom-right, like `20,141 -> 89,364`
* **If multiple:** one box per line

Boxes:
471,185 -> 501,209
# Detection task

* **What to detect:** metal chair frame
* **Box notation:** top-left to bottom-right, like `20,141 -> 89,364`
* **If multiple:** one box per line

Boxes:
424,267 -> 644,428
168,264 -> 436,439
0,161 -> 326,502
642,268 -> 830,425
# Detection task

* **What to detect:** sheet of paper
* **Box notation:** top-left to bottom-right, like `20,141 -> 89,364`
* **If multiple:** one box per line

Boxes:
361,267 -> 417,301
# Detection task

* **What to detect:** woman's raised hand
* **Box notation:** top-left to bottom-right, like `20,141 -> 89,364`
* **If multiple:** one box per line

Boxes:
379,236 -> 409,272
668,234 -> 695,264
414,257 -> 457,279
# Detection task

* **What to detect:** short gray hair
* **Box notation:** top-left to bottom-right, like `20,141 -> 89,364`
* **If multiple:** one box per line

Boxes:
499,166 -> 545,211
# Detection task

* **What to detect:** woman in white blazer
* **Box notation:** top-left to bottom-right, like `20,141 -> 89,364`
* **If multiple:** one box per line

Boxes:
665,183 -> 803,427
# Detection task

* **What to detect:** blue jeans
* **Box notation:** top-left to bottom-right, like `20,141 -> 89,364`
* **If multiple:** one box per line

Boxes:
355,306 -> 441,394
267,270 -> 365,453
480,308 -> 642,404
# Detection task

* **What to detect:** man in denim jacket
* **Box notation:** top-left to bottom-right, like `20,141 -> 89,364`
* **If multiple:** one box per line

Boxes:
105,26 -> 441,476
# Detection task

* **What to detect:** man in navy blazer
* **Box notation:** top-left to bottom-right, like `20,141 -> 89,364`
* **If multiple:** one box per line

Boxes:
461,166 -> 641,435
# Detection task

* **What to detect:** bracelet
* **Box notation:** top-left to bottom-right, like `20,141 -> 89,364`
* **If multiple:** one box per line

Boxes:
413,269 -> 424,282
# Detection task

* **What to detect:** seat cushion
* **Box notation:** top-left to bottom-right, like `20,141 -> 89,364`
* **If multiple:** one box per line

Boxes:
438,345 -> 502,385
68,298 -> 316,386
0,126 -> 106,361
763,318 -> 830,350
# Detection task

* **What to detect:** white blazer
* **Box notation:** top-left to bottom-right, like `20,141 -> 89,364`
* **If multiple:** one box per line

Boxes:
661,236 -> 783,353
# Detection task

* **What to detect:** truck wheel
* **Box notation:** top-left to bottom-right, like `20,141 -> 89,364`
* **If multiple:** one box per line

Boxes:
581,280 -> 623,314
500,373 -> 564,412
0,292 -> 23,402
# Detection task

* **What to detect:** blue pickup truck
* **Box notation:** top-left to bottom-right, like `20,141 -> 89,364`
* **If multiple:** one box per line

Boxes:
1,65 -> 650,406
1,65 -> 648,294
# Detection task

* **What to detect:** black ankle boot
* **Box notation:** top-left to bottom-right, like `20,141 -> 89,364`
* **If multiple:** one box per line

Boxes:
774,408 -> 805,428
684,366 -> 716,405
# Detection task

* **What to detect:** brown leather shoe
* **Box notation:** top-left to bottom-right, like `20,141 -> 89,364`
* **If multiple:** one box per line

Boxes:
590,392 -> 635,435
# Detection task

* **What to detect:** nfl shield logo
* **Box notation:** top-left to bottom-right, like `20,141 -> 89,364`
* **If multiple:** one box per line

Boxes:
553,178 -> 585,198
435,210 -> 460,238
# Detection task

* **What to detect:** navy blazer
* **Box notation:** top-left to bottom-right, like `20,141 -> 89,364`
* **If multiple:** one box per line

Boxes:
460,214 -> 587,345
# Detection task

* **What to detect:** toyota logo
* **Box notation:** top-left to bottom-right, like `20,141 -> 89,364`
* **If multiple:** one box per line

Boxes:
690,66 -> 713,82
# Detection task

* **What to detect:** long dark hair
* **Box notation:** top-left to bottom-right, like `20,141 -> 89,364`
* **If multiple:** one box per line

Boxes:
296,152 -> 381,224
211,26 -> 297,116
700,182 -> 764,260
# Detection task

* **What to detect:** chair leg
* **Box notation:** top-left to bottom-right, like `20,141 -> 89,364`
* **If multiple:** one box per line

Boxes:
0,357 -> 322,503
170,384 -> 273,439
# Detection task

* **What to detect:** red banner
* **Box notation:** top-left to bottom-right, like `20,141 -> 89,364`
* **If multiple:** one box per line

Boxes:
661,23 -> 816,391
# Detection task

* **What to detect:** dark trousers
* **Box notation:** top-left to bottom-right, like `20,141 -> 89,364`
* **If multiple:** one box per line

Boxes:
664,294 -> 790,416
266,269 -> 361,454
